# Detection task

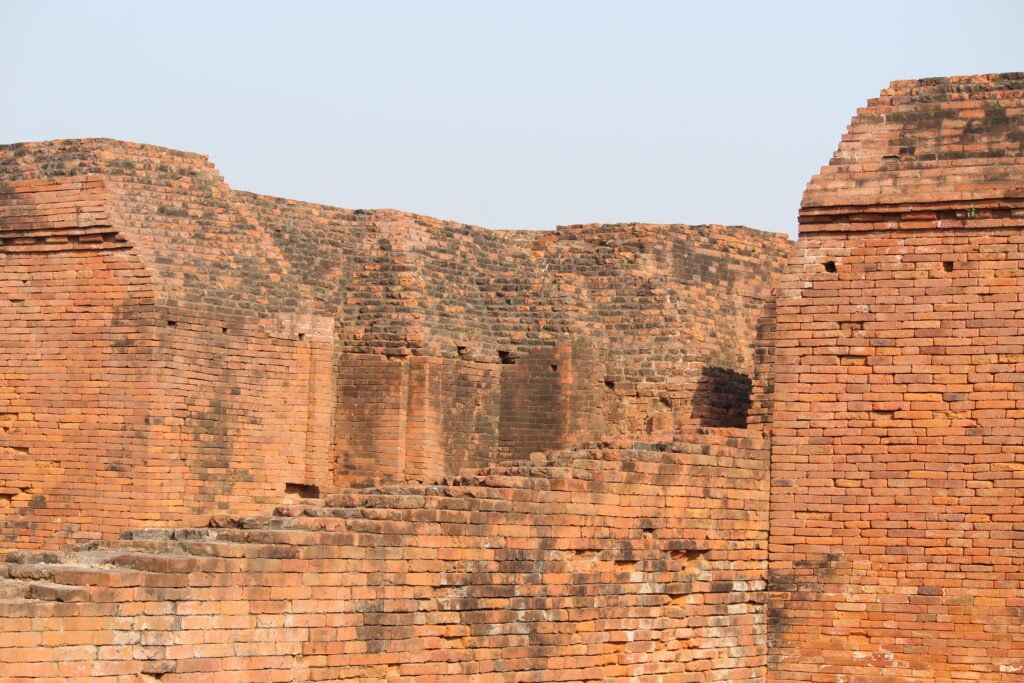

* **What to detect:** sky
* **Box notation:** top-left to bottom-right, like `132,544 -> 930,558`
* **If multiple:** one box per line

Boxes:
1,1 -> 1021,236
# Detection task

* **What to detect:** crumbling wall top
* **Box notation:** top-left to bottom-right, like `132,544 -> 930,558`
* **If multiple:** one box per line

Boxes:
0,138 -> 220,180
802,72 -> 1024,213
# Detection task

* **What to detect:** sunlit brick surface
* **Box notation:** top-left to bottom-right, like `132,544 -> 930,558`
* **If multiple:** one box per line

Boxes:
769,72 -> 1024,682
0,434 -> 769,681
1,70 -> 1021,681
0,140 -> 787,551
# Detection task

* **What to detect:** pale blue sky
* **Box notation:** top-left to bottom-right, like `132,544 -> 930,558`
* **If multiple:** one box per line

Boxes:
1,1 -> 1021,235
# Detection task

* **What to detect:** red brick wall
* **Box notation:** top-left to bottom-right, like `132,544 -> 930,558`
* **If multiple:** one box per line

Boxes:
769,73 -> 1024,681
149,308 -> 336,517
275,208 -> 788,481
0,431 -> 769,682
0,176 -> 164,548
334,354 -> 504,485
0,139 -> 788,549
3,70 -> 1021,680
0,171 -> 342,548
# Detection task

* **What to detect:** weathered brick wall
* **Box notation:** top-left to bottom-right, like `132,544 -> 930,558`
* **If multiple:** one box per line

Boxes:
0,144 -> 339,550
0,431 -> 769,682
0,139 -> 788,549
769,73 -> 1024,681
268,204 -> 789,480
0,176 -> 164,547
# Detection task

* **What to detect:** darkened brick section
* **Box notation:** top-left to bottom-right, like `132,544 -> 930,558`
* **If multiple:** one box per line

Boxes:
0,431 -> 769,681
769,72 -> 1024,681
0,139 -> 788,550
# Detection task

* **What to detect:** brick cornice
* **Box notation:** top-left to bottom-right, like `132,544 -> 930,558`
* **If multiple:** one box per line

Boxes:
798,197 -> 1024,234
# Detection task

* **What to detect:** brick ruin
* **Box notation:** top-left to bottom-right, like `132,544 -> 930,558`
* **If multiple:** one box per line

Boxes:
770,73 -> 1024,681
0,72 -> 1020,681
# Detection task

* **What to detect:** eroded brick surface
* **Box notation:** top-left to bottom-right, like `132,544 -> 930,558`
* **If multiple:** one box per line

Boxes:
1,70 -> 1022,681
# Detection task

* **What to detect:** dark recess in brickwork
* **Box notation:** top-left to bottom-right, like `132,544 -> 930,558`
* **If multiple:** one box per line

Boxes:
690,365 -> 753,427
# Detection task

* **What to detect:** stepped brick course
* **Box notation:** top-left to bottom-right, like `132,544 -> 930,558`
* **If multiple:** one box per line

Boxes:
1,70 -> 1023,681
0,433 -> 769,682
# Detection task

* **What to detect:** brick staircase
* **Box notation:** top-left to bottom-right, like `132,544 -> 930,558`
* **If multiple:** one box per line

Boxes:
0,432 -> 769,681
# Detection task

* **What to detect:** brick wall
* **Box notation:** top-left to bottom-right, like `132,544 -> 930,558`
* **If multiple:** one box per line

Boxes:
5,71 -> 1022,681
0,145 -> 341,550
0,139 -> 788,549
0,431 -> 769,682
272,206 -> 789,479
0,176 -> 164,547
769,73 -> 1024,681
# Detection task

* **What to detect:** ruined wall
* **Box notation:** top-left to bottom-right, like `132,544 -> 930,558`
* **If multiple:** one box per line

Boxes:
0,176 -> 163,547
265,202 -> 789,483
5,70 -> 1022,681
0,431 -> 769,682
0,139 -> 788,549
769,73 -> 1024,681
0,143 -> 338,550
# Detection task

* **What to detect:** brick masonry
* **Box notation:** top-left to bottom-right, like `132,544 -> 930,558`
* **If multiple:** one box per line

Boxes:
0,140 -> 788,550
0,432 -> 768,681
0,71 -> 1021,681
769,73 -> 1024,681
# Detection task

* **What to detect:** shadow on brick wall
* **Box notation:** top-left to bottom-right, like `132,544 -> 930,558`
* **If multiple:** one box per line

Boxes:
691,366 -> 752,428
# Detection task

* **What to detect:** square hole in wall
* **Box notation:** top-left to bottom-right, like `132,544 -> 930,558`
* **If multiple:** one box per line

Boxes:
285,483 -> 320,499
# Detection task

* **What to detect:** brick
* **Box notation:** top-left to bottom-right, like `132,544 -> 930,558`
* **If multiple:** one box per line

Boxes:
770,72 -> 1024,682
1,71 -> 1021,683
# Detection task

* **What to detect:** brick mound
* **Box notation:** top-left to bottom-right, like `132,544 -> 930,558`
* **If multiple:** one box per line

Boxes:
0,429 -> 768,682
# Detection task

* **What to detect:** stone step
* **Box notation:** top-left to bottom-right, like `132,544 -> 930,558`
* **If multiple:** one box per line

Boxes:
318,477 -> 577,510
119,537 -> 302,560
207,514 -> 319,530
23,580 -> 91,603
0,578 -> 29,600
129,522 -> 355,548
4,550 -> 68,566
5,562 -> 148,589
